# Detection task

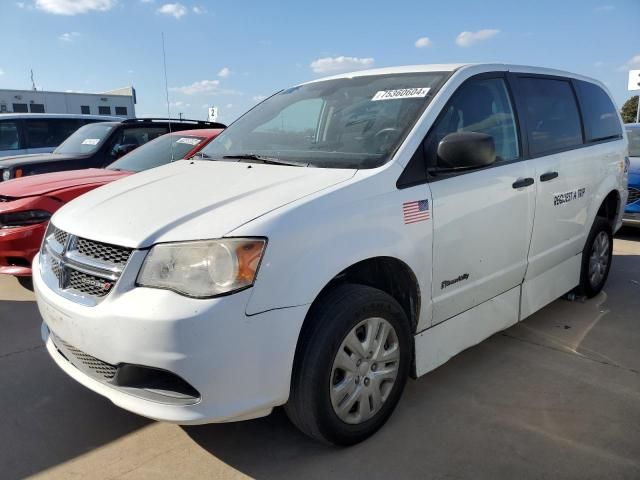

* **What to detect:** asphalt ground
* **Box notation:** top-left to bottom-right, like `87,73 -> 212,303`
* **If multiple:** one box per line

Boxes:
1,229 -> 639,479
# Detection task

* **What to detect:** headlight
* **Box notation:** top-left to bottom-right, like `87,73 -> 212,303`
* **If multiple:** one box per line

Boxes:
2,169 -> 10,181
0,210 -> 52,228
137,238 -> 266,298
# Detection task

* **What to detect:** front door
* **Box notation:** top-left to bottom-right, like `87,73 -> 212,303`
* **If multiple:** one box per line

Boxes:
427,75 -> 536,325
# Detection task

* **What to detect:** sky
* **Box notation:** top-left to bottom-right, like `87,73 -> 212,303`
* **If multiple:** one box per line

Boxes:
0,0 -> 639,124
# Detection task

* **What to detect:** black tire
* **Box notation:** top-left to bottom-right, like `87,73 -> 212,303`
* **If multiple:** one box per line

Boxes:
285,284 -> 411,446
17,276 -> 34,291
577,216 -> 613,298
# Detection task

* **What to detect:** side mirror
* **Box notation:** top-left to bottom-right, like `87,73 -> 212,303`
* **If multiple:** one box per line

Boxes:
112,144 -> 138,159
436,132 -> 496,170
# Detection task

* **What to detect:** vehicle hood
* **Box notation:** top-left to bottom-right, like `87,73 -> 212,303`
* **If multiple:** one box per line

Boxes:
0,169 -> 129,198
53,160 -> 356,248
0,153 -> 81,168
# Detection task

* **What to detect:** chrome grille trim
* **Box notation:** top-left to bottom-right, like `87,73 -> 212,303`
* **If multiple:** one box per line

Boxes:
40,225 -> 133,304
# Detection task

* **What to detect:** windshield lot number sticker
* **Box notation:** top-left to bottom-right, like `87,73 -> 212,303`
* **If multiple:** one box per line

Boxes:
176,137 -> 201,145
372,88 -> 430,101
81,138 -> 100,145
554,188 -> 585,206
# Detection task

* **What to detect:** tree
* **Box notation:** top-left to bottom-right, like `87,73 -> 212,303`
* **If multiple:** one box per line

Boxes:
621,95 -> 639,123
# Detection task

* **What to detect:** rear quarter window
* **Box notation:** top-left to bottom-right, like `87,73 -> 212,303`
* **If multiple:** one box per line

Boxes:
575,80 -> 622,142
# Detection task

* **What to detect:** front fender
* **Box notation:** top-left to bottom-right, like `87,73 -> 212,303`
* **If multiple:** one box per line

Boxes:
231,168 -> 434,331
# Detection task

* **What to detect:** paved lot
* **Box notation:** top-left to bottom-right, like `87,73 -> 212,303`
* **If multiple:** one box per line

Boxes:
1,230 -> 639,480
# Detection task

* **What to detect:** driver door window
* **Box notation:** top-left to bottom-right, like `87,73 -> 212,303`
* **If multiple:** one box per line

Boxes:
425,77 -> 520,170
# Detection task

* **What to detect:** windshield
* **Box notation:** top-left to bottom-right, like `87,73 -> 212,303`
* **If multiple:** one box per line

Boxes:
627,127 -> 640,157
107,133 -> 206,172
200,72 -> 447,169
54,123 -> 115,155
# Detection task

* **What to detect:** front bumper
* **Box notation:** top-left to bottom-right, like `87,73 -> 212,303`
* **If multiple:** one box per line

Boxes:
34,252 -> 309,424
623,190 -> 640,227
0,222 -> 47,276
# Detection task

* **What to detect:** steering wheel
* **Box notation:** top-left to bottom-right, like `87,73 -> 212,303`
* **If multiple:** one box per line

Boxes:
373,127 -> 400,152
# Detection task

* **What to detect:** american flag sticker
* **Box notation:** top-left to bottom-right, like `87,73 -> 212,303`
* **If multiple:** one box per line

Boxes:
403,199 -> 430,224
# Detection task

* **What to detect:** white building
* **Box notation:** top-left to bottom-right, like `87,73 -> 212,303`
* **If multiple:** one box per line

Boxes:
0,86 -> 136,118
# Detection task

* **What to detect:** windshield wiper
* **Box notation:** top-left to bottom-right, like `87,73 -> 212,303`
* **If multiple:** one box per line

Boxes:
222,154 -> 308,167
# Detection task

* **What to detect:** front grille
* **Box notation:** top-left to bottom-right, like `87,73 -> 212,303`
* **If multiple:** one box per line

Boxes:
53,227 -> 68,247
68,270 -> 113,297
628,187 -> 640,205
76,238 -> 132,266
42,225 -> 132,303
50,256 -> 62,282
53,335 -> 116,380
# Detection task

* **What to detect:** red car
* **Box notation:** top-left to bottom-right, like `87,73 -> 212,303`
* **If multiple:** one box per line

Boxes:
0,128 -> 222,277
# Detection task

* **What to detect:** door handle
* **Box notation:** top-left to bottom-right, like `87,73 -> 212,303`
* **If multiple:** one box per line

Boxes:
540,171 -> 559,182
512,177 -> 534,189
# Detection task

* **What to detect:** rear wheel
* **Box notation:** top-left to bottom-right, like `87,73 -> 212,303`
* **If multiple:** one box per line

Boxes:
577,217 -> 613,298
285,284 -> 411,445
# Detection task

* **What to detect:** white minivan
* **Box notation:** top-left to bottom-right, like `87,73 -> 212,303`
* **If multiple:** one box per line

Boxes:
34,64 -> 628,445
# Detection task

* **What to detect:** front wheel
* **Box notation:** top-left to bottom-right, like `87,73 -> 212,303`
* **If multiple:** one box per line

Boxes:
285,284 -> 411,445
577,217 -> 613,298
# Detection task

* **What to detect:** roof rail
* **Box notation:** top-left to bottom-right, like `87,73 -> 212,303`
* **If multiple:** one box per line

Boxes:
122,117 -> 226,128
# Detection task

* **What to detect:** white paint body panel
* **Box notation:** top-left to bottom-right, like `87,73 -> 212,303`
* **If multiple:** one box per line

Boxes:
415,286 -> 520,377
429,161 -> 535,325
33,63 -> 629,424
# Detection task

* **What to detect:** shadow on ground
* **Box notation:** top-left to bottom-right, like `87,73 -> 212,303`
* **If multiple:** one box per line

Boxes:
184,251 -> 640,480
0,241 -> 638,479
0,290 -> 150,479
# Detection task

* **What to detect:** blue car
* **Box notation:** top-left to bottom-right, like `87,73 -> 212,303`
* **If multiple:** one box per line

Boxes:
625,123 -> 640,227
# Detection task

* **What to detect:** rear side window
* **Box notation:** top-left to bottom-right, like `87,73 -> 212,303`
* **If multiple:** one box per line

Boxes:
519,78 -> 583,156
0,121 -> 21,151
575,81 -> 622,142
25,119 -> 81,149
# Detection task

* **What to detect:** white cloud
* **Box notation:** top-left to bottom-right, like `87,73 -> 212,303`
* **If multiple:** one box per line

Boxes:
192,5 -> 206,14
140,0 -> 154,3
619,54 -> 640,71
595,5 -> 614,12
252,95 -> 267,102
455,29 -> 500,47
225,103 -> 233,109
0,68 -> 4,76
16,2 -> 25,8
59,31 -> 80,42
35,0 -> 116,15
310,56 -> 374,74
169,101 -> 190,108
217,67 -> 230,78
594,61 -> 604,68
170,79 -> 239,95
415,37 -> 432,48
157,2 -> 186,18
